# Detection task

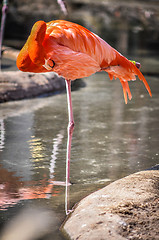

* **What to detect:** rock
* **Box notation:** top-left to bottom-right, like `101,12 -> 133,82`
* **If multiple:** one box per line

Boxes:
62,170 -> 159,240
0,71 -> 65,103
2,46 -> 19,60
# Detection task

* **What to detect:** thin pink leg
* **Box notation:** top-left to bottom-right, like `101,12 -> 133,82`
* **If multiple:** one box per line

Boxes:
65,80 -> 74,181
65,79 -> 74,214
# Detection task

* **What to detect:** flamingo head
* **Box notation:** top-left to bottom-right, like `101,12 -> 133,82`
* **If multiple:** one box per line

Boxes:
17,21 -> 51,73
129,60 -> 141,69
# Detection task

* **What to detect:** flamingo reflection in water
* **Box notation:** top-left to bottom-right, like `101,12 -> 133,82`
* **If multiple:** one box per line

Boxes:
16,20 -> 152,214
0,130 -> 70,210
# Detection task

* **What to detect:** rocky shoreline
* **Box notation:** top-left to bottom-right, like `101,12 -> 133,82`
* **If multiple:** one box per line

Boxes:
62,169 -> 159,240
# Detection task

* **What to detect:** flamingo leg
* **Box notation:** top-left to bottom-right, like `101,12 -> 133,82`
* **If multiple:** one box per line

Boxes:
65,79 -> 74,183
65,79 -> 74,214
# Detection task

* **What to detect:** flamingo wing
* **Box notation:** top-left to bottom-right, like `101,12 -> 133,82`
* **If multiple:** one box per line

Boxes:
45,20 -> 116,66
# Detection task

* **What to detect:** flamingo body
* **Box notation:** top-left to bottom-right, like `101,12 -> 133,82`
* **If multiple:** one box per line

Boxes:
17,20 -> 151,104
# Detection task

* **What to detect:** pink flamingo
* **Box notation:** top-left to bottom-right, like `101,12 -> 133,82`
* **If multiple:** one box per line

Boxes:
16,20 -> 151,188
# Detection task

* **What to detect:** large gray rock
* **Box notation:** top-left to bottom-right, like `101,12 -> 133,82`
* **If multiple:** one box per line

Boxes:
0,71 -> 65,103
62,170 -> 159,240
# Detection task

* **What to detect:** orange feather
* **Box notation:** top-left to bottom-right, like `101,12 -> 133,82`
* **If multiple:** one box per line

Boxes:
17,20 -> 152,103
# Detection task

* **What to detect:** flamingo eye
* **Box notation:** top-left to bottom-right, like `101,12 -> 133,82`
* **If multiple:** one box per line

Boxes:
43,58 -> 55,70
48,59 -> 55,68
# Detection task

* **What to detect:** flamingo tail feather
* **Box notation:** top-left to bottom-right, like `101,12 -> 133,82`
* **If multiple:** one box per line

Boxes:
103,52 -> 151,103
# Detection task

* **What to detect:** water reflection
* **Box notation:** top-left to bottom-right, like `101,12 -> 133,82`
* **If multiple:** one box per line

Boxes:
0,127 -> 68,211
0,163 -> 60,210
1,114 -> 33,181
0,119 -> 5,151
49,130 -> 64,179
29,137 -> 46,162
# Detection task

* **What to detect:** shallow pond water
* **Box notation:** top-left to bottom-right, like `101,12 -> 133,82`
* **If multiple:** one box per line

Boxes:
0,66 -> 159,238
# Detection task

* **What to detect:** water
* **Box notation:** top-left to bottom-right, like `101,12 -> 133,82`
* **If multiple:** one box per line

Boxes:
0,69 -> 159,238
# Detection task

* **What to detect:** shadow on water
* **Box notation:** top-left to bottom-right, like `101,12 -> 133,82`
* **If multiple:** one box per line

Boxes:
0,23 -> 159,240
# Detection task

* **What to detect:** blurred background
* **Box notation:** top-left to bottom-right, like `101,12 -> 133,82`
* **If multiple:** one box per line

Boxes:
2,0 -> 159,55
0,0 -> 159,240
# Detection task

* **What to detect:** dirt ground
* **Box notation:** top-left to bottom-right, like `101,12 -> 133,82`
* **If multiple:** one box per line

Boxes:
113,198 -> 159,240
